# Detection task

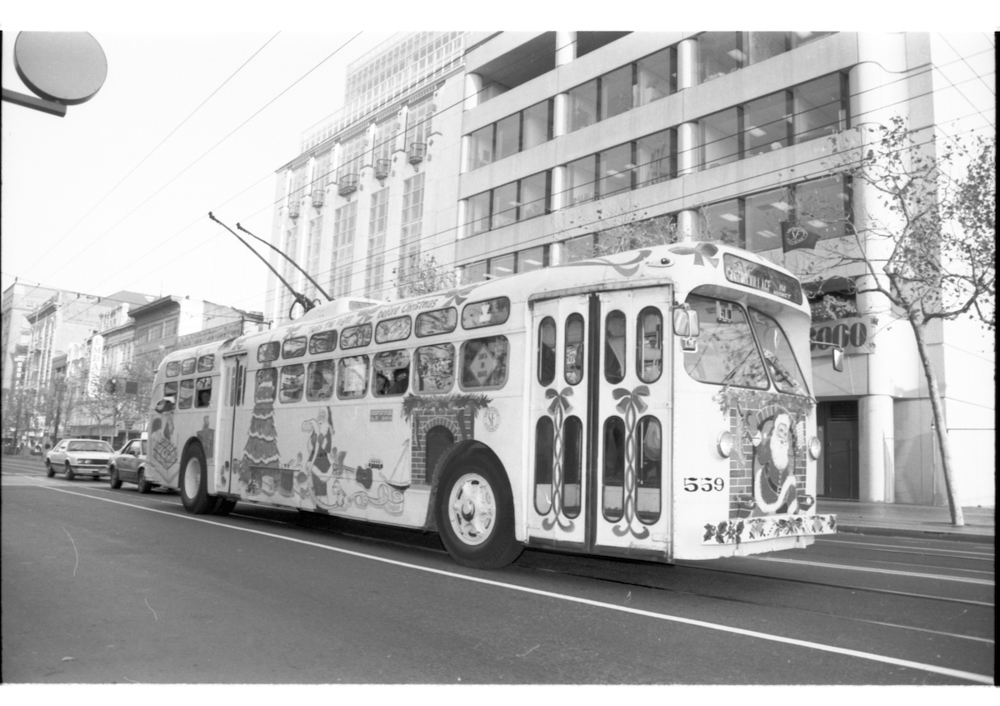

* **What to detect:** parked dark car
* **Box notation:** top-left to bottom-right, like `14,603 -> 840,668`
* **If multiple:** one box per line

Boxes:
109,438 -> 155,493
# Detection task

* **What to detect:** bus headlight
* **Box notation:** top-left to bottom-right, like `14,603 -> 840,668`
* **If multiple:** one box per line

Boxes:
808,436 -> 821,460
717,431 -> 734,458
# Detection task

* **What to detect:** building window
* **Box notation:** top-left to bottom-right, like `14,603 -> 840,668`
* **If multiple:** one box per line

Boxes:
338,133 -> 366,181
747,32 -> 789,64
598,143 -> 634,197
399,173 -> 425,279
366,188 -> 390,298
468,171 -> 551,234
794,73 -> 848,143
407,98 -> 433,147
314,150 -> 332,190
567,155 -> 597,206
636,128 -> 677,187
491,182 -> 518,230
494,113 -> 520,162
467,191 -> 491,236
331,202 -> 357,298
703,175 -> 850,253
744,91 -> 792,158
600,65 -> 633,121
464,100 -> 552,172
701,107 -> 741,169
305,219 -> 320,300
699,32 -> 742,83
636,46 -> 676,106
374,120 -> 397,164
568,79 -> 598,133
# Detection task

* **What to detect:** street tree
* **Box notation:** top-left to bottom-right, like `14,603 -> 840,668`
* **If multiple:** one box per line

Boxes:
793,117 -> 995,526
393,255 -> 457,299
570,202 -> 678,258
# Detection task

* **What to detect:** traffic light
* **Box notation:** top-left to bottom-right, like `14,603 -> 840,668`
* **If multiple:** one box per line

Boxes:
105,378 -> 117,394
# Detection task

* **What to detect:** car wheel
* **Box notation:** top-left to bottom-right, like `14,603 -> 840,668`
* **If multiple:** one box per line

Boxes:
137,469 -> 153,494
179,443 -> 214,513
109,467 -> 123,489
65,462 -> 75,481
46,461 -> 55,478
435,458 -> 522,570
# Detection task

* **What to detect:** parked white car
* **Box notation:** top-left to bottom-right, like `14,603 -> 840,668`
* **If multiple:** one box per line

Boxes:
109,438 -> 156,493
45,439 -> 115,481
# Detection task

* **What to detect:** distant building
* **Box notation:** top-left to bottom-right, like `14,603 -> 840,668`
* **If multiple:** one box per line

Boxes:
1,283 -> 61,403
268,32 -> 467,321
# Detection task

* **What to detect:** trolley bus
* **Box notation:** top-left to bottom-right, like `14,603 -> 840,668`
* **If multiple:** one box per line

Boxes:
145,242 -> 837,569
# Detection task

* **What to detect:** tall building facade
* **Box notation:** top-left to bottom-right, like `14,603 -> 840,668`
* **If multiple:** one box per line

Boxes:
267,32 -> 467,321
454,31 -> 993,507
266,31 -> 993,507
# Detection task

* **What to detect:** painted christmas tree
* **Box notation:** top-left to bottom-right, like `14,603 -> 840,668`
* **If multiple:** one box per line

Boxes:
240,368 -> 281,490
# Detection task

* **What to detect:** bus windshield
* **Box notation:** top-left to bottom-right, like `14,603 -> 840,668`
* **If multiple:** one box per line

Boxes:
747,308 -> 809,395
683,294 -> 807,395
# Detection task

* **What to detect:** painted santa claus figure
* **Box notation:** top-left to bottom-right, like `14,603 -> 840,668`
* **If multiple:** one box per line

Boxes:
752,412 -> 800,515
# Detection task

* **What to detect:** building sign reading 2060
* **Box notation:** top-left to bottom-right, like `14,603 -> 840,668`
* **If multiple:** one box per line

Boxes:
723,254 -> 803,304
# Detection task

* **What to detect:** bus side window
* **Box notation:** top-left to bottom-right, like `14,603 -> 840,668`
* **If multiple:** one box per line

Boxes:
280,364 -> 305,403
415,344 -> 455,393
637,307 -> 663,383
538,317 -> 556,386
195,376 -> 212,408
178,379 -> 195,409
636,416 -> 662,525
306,360 -> 335,401
602,417 -> 625,521
337,356 -> 369,399
164,381 -> 178,403
565,314 -> 584,385
373,350 -> 410,397
460,336 -> 509,389
605,310 -> 627,384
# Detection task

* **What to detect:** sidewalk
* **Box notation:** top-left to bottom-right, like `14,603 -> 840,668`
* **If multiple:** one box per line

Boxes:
818,498 -> 995,544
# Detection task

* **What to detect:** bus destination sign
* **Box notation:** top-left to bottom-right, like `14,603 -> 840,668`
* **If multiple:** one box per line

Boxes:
723,254 -> 803,304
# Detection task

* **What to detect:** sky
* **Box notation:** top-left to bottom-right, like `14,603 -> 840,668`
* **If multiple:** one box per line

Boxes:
2,18 -> 395,319
2,3 -> 994,326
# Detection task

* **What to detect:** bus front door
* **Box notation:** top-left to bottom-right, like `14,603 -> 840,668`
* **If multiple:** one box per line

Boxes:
219,353 -> 247,495
526,295 -> 591,549
591,288 -> 672,560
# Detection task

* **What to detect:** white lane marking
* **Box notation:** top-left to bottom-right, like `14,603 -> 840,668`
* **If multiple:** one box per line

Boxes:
821,537 -> 994,558
61,526 -> 80,577
752,556 -> 995,586
40,485 -> 994,686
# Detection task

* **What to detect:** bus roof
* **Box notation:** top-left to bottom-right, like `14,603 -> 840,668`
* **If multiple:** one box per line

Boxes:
160,242 -> 807,364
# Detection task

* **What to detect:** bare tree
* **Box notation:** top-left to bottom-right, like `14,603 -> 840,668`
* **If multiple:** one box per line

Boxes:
794,117 -> 995,525
570,202 -> 678,258
393,255 -> 457,299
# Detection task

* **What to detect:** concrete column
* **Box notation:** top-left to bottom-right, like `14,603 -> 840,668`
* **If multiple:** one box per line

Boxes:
464,72 -> 482,110
551,165 -> 567,212
676,210 -> 698,242
549,242 -> 564,266
859,394 -> 895,503
556,31 -> 576,67
677,37 -> 699,90
677,121 -> 699,176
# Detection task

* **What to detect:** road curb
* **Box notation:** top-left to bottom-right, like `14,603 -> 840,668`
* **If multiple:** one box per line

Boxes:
836,524 -> 995,545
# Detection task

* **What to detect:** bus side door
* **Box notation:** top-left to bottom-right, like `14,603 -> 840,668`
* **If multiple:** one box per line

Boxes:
592,287 -> 673,559
219,353 -> 247,495
526,295 -> 590,549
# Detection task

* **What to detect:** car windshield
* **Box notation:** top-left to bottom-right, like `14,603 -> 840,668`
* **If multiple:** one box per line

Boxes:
747,308 -> 809,395
68,441 -> 112,453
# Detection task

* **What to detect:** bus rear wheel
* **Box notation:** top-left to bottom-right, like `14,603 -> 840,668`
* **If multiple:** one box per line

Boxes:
179,444 -> 214,514
436,460 -> 521,570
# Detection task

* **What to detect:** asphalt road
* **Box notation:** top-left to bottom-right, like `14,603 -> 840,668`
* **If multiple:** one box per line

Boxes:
2,456 -> 994,686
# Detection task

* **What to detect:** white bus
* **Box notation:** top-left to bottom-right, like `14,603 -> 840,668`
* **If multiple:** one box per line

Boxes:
146,243 -> 836,569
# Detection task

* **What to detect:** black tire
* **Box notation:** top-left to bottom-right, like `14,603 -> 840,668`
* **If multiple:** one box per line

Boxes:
109,467 -> 122,489
65,463 -> 75,481
435,459 -> 522,570
179,443 -> 214,514
212,498 -> 237,516
137,469 -> 153,494
46,461 -> 55,478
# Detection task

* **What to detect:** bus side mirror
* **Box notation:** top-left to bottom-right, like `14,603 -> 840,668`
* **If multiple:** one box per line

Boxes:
832,347 -> 844,372
673,309 -> 700,338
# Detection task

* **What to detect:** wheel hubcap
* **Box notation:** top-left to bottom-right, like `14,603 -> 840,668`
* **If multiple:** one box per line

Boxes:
184,458 -> 201,499
448,473 -> 496,546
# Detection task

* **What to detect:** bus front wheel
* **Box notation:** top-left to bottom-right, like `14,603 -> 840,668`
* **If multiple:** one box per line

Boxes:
179,444 -> 214,514
436,460 -> 522,570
